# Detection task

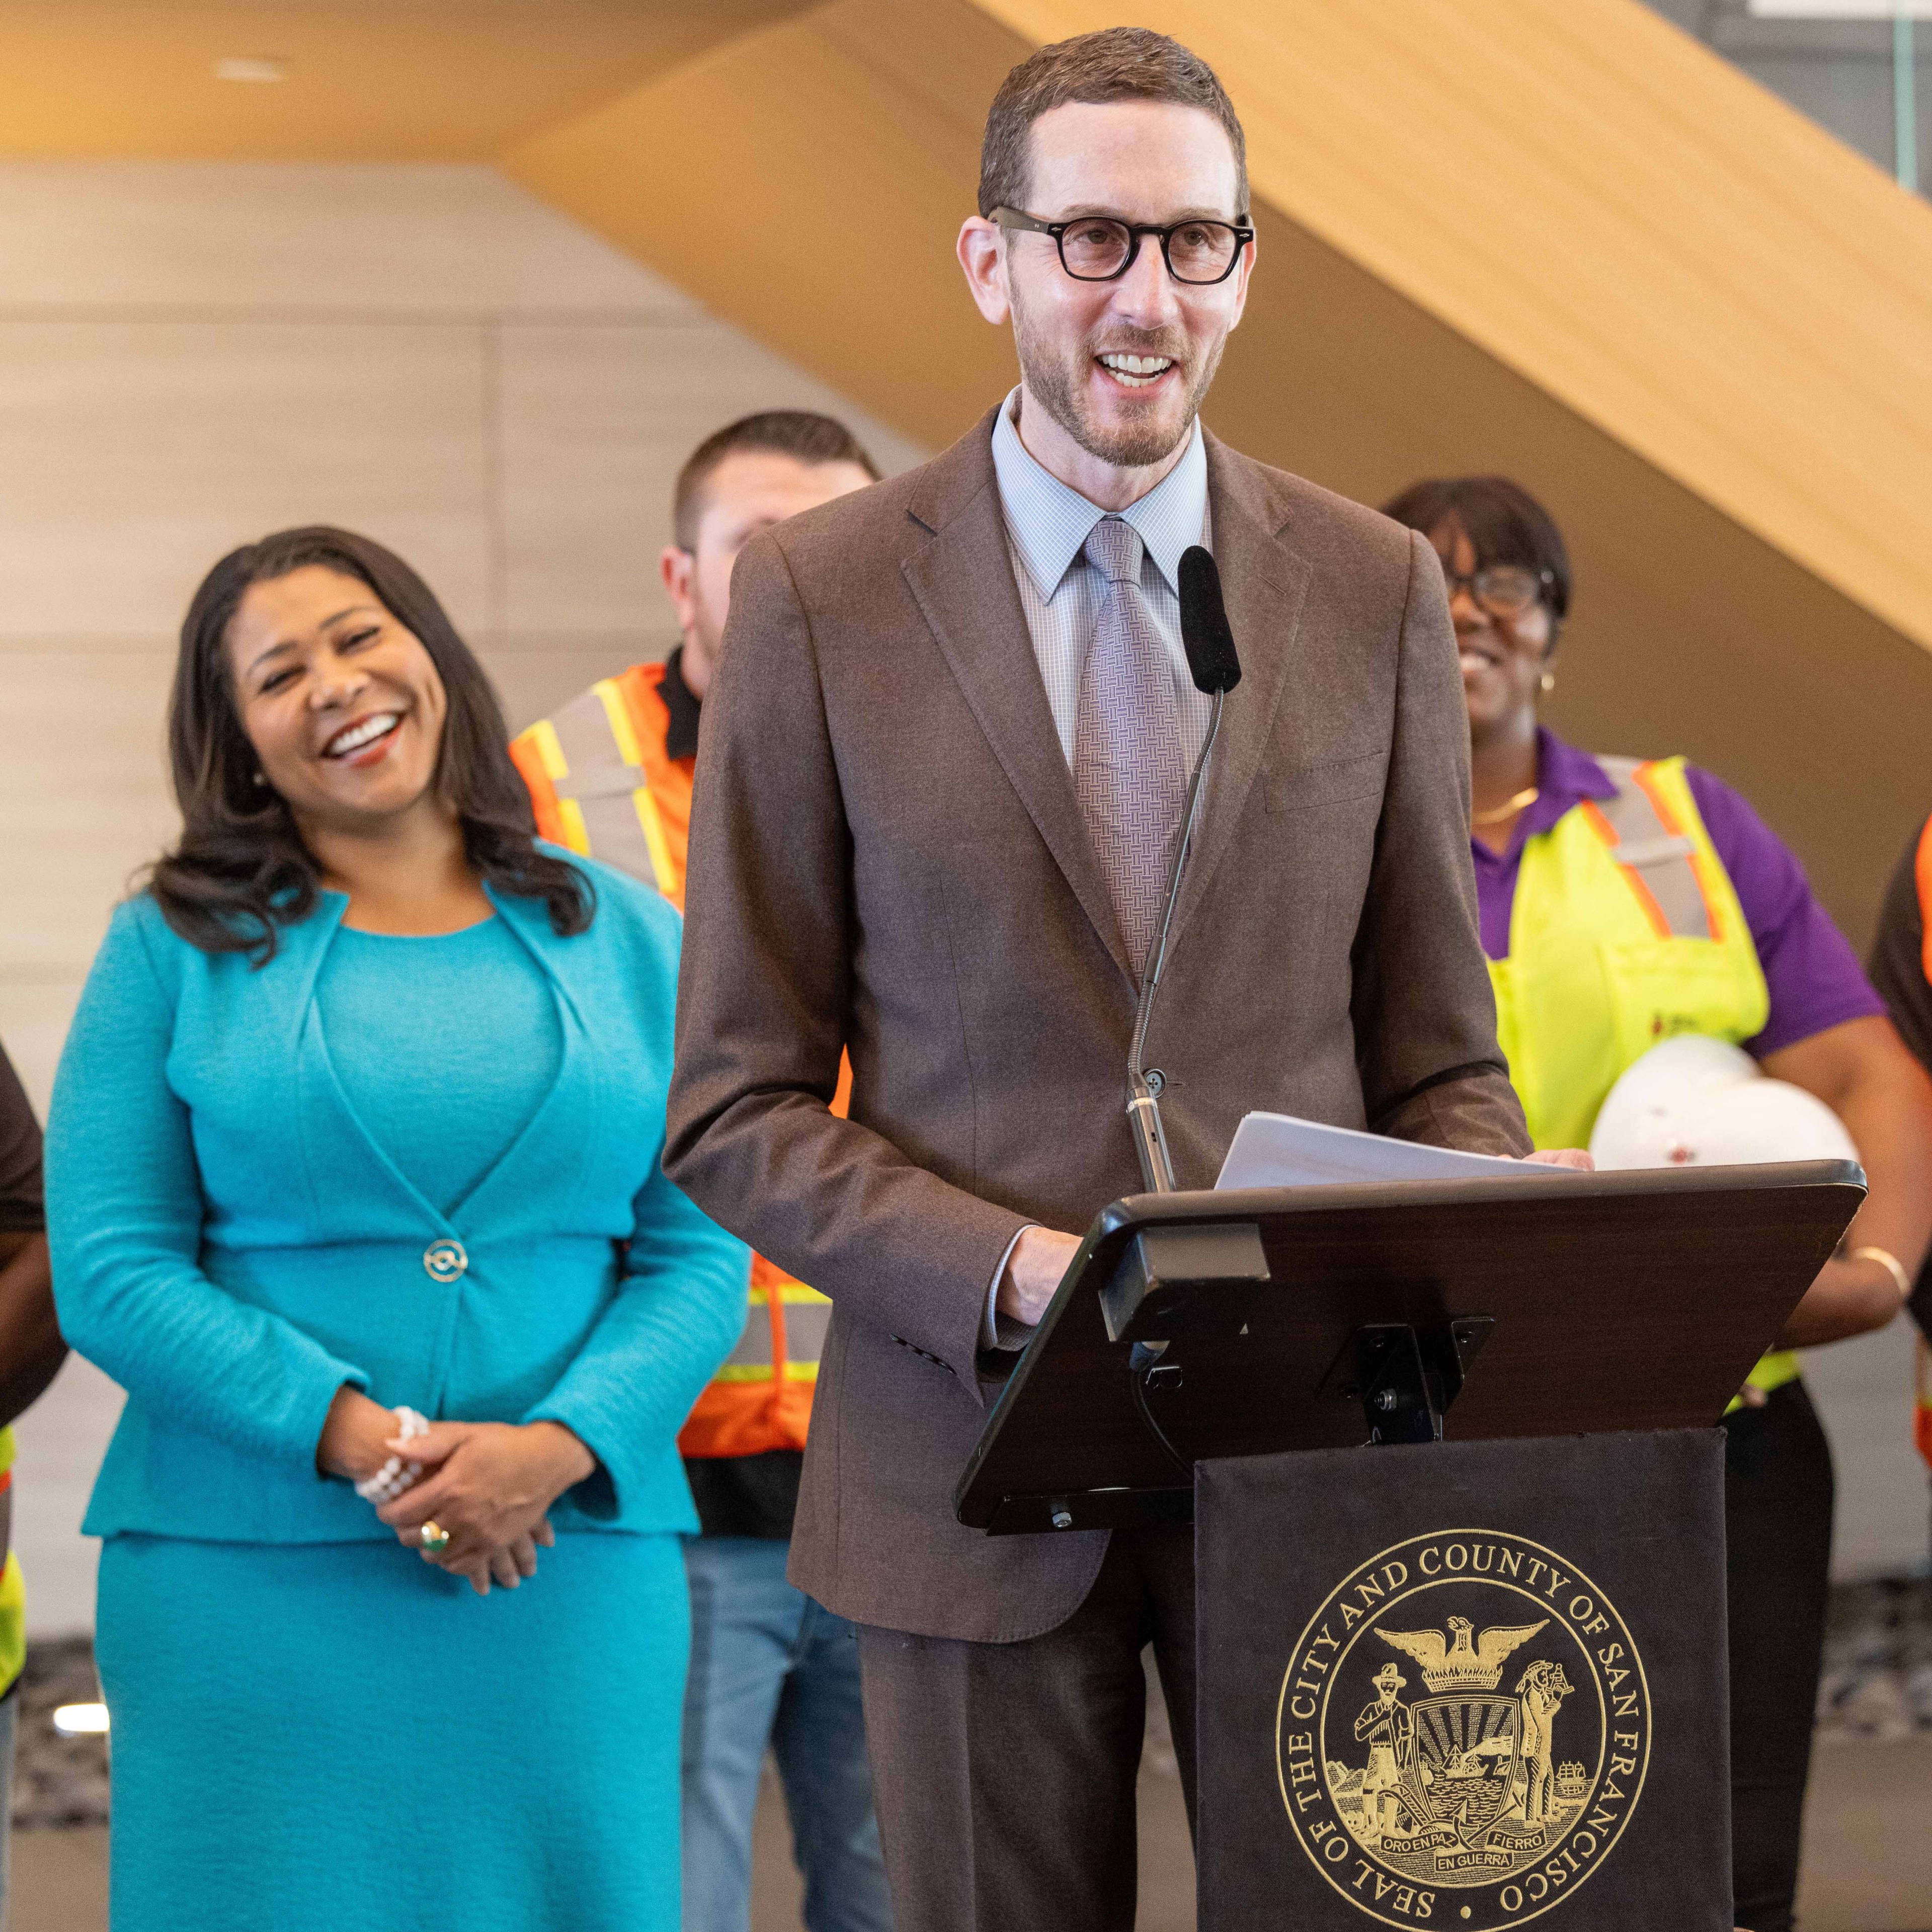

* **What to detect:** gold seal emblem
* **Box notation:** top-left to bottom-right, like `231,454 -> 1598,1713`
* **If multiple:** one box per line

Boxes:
1275,1531 -> 1650,1927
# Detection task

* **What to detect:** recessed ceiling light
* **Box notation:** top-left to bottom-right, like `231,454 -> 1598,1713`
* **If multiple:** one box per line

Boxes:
52,1702 -> 109,1737
215,57 -> 287,84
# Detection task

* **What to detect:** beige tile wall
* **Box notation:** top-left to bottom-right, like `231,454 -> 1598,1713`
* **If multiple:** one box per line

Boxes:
0,159 -> 922,1634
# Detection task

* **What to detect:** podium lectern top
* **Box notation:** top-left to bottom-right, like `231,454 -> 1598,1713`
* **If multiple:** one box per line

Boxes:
954,1159 -> 1863,1535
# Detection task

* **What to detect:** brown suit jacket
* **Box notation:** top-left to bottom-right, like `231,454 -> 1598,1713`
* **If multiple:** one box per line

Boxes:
665,409 -> 1529,1643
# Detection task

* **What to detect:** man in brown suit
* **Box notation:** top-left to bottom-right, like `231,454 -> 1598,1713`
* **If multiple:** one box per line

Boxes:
667,27 -> 1540,1930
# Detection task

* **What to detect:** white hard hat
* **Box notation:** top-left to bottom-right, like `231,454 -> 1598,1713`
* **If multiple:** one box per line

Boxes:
1590,1035 -> 1860,1171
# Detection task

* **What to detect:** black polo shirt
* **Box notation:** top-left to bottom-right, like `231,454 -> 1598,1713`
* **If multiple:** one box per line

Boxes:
0,1047 -> 41,1235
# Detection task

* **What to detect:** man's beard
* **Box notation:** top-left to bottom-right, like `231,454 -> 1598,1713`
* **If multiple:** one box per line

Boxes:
1012,296 -> 1224,471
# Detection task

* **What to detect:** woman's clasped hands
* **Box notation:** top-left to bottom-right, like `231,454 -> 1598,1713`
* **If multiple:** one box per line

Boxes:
320,1388 -> 598,1596
378,1419 -> 595,1594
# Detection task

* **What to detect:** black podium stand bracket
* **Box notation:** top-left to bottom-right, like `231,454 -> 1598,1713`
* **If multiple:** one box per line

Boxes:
954,1160 -> 1861,1535
1196,1431 -> 1730,1931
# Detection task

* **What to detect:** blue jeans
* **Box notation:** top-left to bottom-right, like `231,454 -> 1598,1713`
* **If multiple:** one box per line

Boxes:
681,1538 -> 892,1932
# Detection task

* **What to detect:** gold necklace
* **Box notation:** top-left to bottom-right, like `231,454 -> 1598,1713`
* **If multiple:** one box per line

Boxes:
1471,785 -> 1539,828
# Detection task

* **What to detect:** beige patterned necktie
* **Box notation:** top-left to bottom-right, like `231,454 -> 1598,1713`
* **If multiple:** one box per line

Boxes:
1073,516 -> 1186,975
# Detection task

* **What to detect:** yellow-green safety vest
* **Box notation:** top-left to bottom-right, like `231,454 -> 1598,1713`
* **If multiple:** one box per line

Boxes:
0,1426 -> 22,1698
1487,754 -> 1798,1401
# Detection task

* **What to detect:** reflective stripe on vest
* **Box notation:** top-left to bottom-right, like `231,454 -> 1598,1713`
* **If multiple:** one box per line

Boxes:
709,1283 -> 833,1385
1486,757 -> 1784,1406
540,682 -> 679,899
1586,755 -> 1721,941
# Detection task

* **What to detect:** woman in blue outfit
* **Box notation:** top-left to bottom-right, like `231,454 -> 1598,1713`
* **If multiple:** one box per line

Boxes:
45,527 -> 749,1932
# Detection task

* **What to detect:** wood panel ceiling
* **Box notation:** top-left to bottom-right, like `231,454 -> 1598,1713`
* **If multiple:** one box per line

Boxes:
0,2 -> 814,158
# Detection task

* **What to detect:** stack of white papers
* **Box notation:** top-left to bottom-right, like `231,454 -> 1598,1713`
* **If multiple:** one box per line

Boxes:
1215,1111 -> 1558,1191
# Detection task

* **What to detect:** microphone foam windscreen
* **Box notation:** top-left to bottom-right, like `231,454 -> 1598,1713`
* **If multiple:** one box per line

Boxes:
1178,545 -> 1241,694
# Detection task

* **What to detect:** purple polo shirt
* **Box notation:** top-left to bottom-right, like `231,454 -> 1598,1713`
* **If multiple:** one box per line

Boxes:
1472,730 -> 1882,1058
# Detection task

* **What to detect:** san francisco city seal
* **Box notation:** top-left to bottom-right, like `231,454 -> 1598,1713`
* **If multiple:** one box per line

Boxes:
1275,1530 -> 1650,1928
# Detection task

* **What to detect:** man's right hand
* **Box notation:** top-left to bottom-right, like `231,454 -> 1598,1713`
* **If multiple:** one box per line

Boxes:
997,1226 -> 1082,1328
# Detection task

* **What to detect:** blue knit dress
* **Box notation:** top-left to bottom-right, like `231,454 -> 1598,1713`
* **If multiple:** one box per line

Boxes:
48,879 -> 749,1932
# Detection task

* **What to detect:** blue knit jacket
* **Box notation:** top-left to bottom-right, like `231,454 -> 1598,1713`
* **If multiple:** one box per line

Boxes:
46,854 -> 749,1543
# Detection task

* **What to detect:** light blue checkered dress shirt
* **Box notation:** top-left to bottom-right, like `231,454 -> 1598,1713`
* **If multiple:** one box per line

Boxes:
979,391 -> 1215,1346
988,388 -> 1214,772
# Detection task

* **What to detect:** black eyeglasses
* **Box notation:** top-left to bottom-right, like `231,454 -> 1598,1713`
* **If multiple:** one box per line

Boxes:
1442,562 -> 1553,620
991,206 -> 1254,285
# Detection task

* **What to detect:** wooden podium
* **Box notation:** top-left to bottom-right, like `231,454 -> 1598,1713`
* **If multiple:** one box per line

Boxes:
954,1159 -> 1863,1930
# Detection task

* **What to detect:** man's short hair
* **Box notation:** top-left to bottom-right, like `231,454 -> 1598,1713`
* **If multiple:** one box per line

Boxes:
673,411 -> 881,550
978,27 -> 1249,222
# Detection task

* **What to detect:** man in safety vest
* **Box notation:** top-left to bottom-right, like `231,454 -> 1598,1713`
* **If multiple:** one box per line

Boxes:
1864,817 -> 1932,1479
511,412 -> 889,1932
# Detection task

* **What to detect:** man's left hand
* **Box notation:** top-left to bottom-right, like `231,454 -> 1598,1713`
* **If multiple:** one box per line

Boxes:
1523,1148 -> 1593,1170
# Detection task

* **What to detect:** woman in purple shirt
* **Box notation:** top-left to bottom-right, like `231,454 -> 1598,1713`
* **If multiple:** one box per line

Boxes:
1385,476 -> 1932,1932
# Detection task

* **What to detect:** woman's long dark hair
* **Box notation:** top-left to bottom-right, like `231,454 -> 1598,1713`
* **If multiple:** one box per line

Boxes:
148,525 -> 594,962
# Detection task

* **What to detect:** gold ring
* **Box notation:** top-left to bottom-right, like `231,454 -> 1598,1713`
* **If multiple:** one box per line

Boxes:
420,1521 -> 450,1553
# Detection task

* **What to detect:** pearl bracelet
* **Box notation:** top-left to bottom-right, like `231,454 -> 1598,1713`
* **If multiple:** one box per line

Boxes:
354,1406 -> 431,1504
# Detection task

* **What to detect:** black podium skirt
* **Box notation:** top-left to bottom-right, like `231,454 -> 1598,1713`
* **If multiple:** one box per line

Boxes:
1723,1378 -> 1835,1932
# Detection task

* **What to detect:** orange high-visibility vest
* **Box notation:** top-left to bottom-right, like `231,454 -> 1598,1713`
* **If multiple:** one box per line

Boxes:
510,662 -> 846,1459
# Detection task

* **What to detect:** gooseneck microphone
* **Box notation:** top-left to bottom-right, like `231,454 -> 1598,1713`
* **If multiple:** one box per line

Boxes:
1125,545 -> 1243,1192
